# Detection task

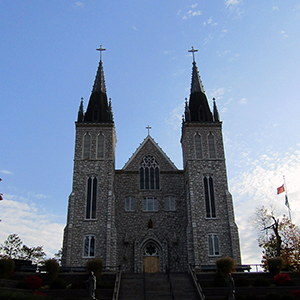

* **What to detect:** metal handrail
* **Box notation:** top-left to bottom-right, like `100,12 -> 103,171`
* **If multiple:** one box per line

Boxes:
112,265 -> 122,300
189,264 -> 205,300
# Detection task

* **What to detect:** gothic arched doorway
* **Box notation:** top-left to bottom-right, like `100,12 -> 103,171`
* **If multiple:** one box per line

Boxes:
143,242 -> 160,273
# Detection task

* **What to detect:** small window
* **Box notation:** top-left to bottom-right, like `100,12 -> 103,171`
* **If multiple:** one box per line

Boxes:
165,196 -> 176,211
97,133 -> 105,159
208,234 -> 220,256
125,197 -> 135,211
143,197 -> 158,211
83,134 -> 91,159
195,134 -> 203,158
208,133 -> 216,158
84,235 -> 95,257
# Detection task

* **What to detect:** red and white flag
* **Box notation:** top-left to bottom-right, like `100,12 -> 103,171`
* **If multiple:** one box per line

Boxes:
277,184 -> 285,195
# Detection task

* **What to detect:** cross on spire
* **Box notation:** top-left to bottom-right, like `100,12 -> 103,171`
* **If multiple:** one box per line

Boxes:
96,45 -> 106,61
146,125 -> 152,136
188,46 -> 198,63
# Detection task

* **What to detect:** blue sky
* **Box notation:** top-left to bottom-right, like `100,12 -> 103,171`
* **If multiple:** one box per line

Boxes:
1,0 -> 300,265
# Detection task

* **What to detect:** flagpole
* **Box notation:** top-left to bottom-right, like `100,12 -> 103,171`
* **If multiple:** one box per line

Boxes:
283,175 -> 292,221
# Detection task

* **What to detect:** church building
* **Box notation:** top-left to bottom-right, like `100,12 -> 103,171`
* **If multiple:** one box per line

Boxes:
62,46 -> 241,273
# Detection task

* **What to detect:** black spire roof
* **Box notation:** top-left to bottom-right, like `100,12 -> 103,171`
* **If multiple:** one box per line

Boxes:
78,45 -> 113,123
185,47 -> 216,123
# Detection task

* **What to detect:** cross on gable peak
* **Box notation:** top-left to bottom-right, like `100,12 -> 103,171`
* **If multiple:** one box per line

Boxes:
96,45 -> 106,61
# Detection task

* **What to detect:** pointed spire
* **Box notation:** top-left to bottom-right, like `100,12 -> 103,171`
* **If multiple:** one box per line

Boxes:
77,97 -> 84,122
184,98 -> 191,121
92,45 -> 107,94
213,98 -> 220,122
186,46 -> 213,122
188,46 -> 205,94
84,45 -> 113,123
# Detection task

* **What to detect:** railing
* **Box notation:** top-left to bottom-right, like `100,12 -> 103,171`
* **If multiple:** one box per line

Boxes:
112,265 -> 122,300
189,264 -> 205,300
166,266 -> 175,300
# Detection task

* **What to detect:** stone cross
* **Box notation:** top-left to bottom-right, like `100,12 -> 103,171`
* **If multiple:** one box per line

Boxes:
96,45 -> 106,61
146,125 -> 152,136
188,46 -> 198,63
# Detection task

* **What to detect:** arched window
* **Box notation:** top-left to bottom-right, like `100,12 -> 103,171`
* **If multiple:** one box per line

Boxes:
139,155 -> 160,190
195,133 -> 203,159
208,133 -> 216,158
86,177 -> 97,219
83,133 -> 91,159
97,133 -> 105,159
204,175 -> 216,218
83,235 -> 95,257
208,234 -> 220,256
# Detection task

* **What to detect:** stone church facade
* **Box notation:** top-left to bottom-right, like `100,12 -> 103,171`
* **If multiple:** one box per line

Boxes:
62,47 -> 241,272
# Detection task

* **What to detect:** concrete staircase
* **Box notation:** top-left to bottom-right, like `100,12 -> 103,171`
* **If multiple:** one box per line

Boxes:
119,272 -> 199,300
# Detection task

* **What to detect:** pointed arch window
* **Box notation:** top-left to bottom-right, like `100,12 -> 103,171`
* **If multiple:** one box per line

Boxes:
83,133 -> 91,159
204,175 -> 216,218
83,235 -> 95,257
97,133 -> 105,159
139,155 -> 160,190
195,133 -> 203,159
208,133 -> 216,158
208,234 -> 220,256
86,177 -> 97,219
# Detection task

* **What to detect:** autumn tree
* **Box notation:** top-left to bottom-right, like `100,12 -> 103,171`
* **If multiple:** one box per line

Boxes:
0,234 -> 46,265
253,206 -> 300,270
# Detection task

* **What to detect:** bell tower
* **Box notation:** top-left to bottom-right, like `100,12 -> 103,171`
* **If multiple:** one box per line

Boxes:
62,46 -> 117,267
181,47 -> 241,266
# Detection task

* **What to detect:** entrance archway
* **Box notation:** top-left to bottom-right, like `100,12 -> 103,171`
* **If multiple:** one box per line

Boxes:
143,242 -> 160,273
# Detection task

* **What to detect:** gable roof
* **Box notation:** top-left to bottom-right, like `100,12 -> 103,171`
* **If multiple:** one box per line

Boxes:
122,135 -> 178,170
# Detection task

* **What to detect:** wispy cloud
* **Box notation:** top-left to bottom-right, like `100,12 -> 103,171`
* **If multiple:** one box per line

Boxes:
180,4 -> 202,20
230,148 -> 300,263
1,170 -> 13,175
165,103 -> 184,130
239,98 -> 247,105
280,30 -> 289,39
225,0 -> 239,7
272,6 -> 279,11
73,2 -> 84,9
0,197 -> 65,258
203,17 -> 218,26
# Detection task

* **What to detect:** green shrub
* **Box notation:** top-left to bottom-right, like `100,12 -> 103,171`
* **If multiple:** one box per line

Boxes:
15,280 -> 29,289
43,258 -> 59,281
216,256 -> 236,278
85,257 -> 103,278
267,257 -> 284,276
265,292 -> 281,300
253,276 -> 270,287
0,258 -> 14,278
49,277 -> 67,289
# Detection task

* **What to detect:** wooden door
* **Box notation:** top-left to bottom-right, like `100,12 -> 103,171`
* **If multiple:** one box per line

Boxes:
143,256 -> 159,273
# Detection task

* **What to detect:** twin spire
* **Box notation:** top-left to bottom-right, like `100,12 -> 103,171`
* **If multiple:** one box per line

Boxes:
185,46 -> 220,123
77,45 -> 220,124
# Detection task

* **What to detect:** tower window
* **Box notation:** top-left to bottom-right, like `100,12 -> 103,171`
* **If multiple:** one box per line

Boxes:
165,196 -> 176,211
83,235 -> 95,257
139,155 -> 160,190
204,175 -> 216,218
195,133 -> 203,159
125,197 -> 135,211
86,177 -> 97,219
143,197 -> 158,211
83,133 -> 91,159
208,133 -> 216,158
97,133 -> 105,159
208,234 -> 220,256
